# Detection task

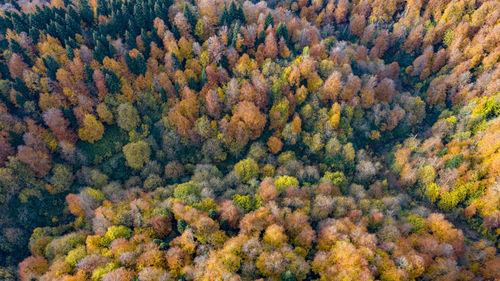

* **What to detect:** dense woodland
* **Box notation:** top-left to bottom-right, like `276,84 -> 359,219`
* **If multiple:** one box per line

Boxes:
0,0 -> 499,280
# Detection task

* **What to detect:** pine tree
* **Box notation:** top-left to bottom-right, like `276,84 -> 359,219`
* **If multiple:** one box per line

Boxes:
103,68 -> 121,94
281,270 -> 297,281
29,28 -> 40,43
188,76 -> 198,91
276,23 -> 290,43
134,1 -> 145,30
183,3 -> 197,28
229,1 -> 238,22
97,0 -> 108,16
42,56 -> 60,81
93,40 -> 109,62
140,28 -> 151,59
77,0 -> 94,26
200,69 -> 207,88
136,54 -> 147,76
125,30 -> 137,49
237,6 -> 246,24
220,6 -> 229,26
265,12 -> 274,28
257,30 -> 265,45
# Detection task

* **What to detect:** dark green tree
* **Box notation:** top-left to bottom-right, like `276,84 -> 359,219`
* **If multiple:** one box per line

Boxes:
281,270 -> 297,281
229,1 -> 238,22
103,68 -> 121,94
183,3 -> 197,28
77,0 -> 94,26
237,6 -> 246,24
276,22 -> 290,43
134,1 -> 145,30
257,29 -> 265,45
265,12 -> 274,28
124,52 -> 147,76
42,56 -> 60,81
125,30 -> 137,49
220,6 -> 229,26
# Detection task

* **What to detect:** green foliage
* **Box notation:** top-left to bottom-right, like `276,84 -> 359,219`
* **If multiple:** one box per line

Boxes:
101,226 -> 132,246
276,23 -> 289,43
437,148 -> 448,157
480,96 -> 500,119
91,262 -> 118,281
444,154 -> 463,169
124,52 -> 147,76
437,192 -> 460,211
117,103 -> 141,132
84,187 -> 106,202
321,171 -> 348,193
174,181 -> 201,201
274,175 -> 299,194
424,183 -> 440,203
123,140 -> 150,169
65,245 -> 86,267
177,219 -> 187,234
78,126 -> 126,165
406,214 -> 426,233
234,158 -> 259,183
281,270 -> 297,281
418,165 -> 437,185
443,29 -> 454,47
44,232 -> 86,260
49,164 -> 74,194
232,194 -> 261,213
192,198 -> 217,212
265,12 -> 274,28
3,0 -> 500,274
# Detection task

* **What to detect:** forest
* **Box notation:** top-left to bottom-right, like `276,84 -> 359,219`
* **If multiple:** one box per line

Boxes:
0,0 -> 499,280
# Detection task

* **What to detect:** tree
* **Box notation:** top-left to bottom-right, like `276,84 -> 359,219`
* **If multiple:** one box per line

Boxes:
122,140 -> 151,169
320,71 -> 343,102
117,103 -> 140,132
96,103 -> 114,124
404,24 -> 424,53
151,215 -> 172,239
77,0 -> 94,26
234,158 -> 259,183
17,145 -> 51,178
264,29 -> 278,60
8,53 -> 28,80
43,108 -> 77,145
49,164 -> 74,194
267,136 -> 283,154
228,101 -> 267,148
256,251 -> 286,278
220,6 -> 229,26
78,114 -> 105,143
18,256 -> 49,281
174,181 -> 201,201
207,36 -> 224,64
334,0 -> 350,23
276,23 -> 290,43
349,14 -> 366,38
259,177 -> 278,202
265,12 -> 274,28
183,3 -> 197,28
374,78 -> 395,103
124,51 -> 147,76
263,224 -> 288,247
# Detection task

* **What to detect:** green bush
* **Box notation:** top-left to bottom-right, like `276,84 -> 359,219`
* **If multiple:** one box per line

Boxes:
445,154 -> 463,169
174,181 -> 201,201
233,158 -> 259,183
274,175 -> 299,194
